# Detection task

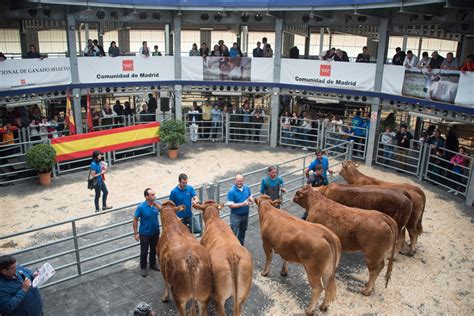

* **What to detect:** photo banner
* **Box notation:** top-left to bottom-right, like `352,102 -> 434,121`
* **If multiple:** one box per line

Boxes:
0,58 -> 71,91
181,56 -> 273,82
454,72 -> 474,107
51,122 -> 160,162
280,59 -> 376,91
78,56 -> 175,84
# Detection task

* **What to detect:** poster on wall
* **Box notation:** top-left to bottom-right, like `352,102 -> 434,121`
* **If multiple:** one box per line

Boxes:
280,59 -> 376,91
0,58 -> 71,91
78,56 -> 175,84
203,57 -> 251,81
402,68 -> 460,104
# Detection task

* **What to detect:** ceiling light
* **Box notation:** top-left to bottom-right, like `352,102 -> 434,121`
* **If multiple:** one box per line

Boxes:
241,12 -> 249,22
139,12 -> 147,19
152,12 -> 161,20
200,13 -> 209,20
255,13 -> 263,22
96,9 -> 106,20
214,12 -> 223,22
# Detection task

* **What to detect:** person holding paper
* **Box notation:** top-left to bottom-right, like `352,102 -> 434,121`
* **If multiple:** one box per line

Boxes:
0,255 -> 43,316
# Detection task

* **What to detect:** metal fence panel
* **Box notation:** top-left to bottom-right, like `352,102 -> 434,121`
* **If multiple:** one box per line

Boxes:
228,113 -> 270,144
279,117 -> 320,151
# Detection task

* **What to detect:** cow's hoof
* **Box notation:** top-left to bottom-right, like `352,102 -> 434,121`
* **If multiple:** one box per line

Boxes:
304,308 -> 315,315
261,271 -> 269,277
407,250 -> 416,257
280,271 -> 288,277
319,305 -> 328,312
162,297 -> 169,303
361,288 -> 372,296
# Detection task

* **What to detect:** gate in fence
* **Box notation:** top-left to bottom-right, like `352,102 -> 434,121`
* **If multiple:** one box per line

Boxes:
228,113 -> 270,144
279,117 -> 321,151
184,112 -> 225,143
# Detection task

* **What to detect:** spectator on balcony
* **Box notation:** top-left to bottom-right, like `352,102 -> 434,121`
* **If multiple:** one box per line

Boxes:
84,39 -> 99,56
356,46 -> 370,63
289,46 -> 299,59
334,49 -> 349,62
102,104 -> 117,127
189,43 -> 200,56
139,41 -> 150,57
440,52 -> 459,70
392,47 -> 406,66
211,44 -> 222,57
428,51 -> 444,69
229,42 -> 243,58
91,108 -> 101,128
403,50 -> 419,68
28,119 -> 41,142
113,100 -> 124,117
25,44 -> 43,59
395,124 -> 413,170
93,40 -> 105,57
152,45 -> 162,56
322,47 -> 336,61
449,147 -> 469,194
108,41 -> 120,57
252,42 -> 264,57
417,52 -> 430,68
460,54 -> 474,72
263,44 -> 273,58
218,40 -> 230,57
200,43 -> 209,57
262,37 -> 269,49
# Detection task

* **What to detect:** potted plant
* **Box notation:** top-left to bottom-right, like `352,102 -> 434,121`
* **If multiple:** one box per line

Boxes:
25,143 -> 56,186
159,120 -> 186,159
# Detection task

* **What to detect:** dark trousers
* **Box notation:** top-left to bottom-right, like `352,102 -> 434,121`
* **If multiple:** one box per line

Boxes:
230,213 -> 249,246
140,232 -> 160,269
94,181 -> 108,210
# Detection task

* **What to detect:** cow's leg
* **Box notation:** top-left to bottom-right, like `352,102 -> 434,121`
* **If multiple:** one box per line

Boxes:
162,281 -> 170,302
261,241 -> 273,277
174,298 -> 186,316
197,299 -> 209,316
280,260 -> 288,276
304,268 -> 324,315
215,297 -> 226,316
404,225 -> 417,256
362,256 -> 384,296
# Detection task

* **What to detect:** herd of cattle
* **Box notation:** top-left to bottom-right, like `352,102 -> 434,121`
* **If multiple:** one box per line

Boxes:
155,160 -> 426,315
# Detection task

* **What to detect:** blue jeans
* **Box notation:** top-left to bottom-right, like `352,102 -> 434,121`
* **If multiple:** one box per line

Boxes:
94,181 -> 108,210
182,214 -> 202,234
383,145 -> 394,164
230,213 -> 249,246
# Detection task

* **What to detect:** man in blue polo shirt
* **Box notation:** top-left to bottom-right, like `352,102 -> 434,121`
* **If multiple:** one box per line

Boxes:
0,255 -> 43,316
169,173 -> 201,234
227,174 -> 254,246
305,149 -> 332,184
133,188 -> 161,277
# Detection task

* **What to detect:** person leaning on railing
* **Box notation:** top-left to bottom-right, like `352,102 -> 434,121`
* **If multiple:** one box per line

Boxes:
461,54 -> 474,72
449,147 -> 470,195
395,124 -> 413,170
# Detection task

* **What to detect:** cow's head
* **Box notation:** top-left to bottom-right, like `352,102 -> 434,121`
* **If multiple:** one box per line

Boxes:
161,200 -> 186,213
254,195 -> 281,208
193,200 -> 224,222
339,160 -> 359,178
293,185 -> 313,209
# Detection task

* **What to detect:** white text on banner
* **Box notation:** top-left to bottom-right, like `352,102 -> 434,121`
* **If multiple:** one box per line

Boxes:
78,56 -> 175,84
280,59 -> 376,91
0,58 -> 71,92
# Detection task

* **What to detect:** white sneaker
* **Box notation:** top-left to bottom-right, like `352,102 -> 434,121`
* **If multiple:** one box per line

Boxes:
454,191 -> 459,196
448,189 -> 454,193
302,147 -> 308,151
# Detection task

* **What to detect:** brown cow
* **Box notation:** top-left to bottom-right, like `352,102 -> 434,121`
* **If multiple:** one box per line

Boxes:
158,201 -> 212,316
318,183 -> 413,254
293,185 -> 397,296
193,201 -> 253,316
255,195 -> 341,314
339,160 -> 426,255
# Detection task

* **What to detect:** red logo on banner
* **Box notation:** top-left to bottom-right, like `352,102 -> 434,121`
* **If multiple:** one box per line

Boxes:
320,64 -> 331,77
122,60 -> 134,72
20,79 -> 26,84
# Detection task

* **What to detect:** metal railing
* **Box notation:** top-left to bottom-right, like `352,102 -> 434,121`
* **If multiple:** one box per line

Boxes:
0,141 -> 351,288
184,113 -> 225,142
323,122 -> 368,160
228,113 -> 270,144
279,117 -> 321,151
375,135 -> 423,176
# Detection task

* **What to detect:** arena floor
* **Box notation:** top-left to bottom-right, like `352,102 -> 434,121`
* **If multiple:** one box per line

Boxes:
2,143 -> 473,315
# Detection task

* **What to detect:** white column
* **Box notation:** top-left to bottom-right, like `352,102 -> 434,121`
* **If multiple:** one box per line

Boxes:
67,14 -> 83,134
270,17 -> 283,147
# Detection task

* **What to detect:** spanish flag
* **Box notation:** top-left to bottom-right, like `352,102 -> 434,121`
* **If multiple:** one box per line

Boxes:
66,91 -> 76,135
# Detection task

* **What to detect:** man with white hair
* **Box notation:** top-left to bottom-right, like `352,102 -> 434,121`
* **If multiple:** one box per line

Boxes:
226,174 -> 255,246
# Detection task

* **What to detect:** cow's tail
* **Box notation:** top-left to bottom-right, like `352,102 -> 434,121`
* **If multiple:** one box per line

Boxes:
385,216 -> 398,288
416,188 -> 426,235
228,253 -> 241,316
323,234 -> 340,305
186,254 -> 199,316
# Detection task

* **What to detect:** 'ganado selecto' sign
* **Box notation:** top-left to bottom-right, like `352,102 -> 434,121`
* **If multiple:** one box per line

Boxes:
0,58 -> 71,91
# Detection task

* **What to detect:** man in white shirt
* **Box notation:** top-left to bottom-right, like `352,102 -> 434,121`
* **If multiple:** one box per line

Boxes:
403,50 -> 419,69
139,41 -> 150,57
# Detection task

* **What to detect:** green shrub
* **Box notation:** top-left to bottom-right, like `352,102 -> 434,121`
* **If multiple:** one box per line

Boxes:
159,120 -> 186,150
25,143 -> 56,174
